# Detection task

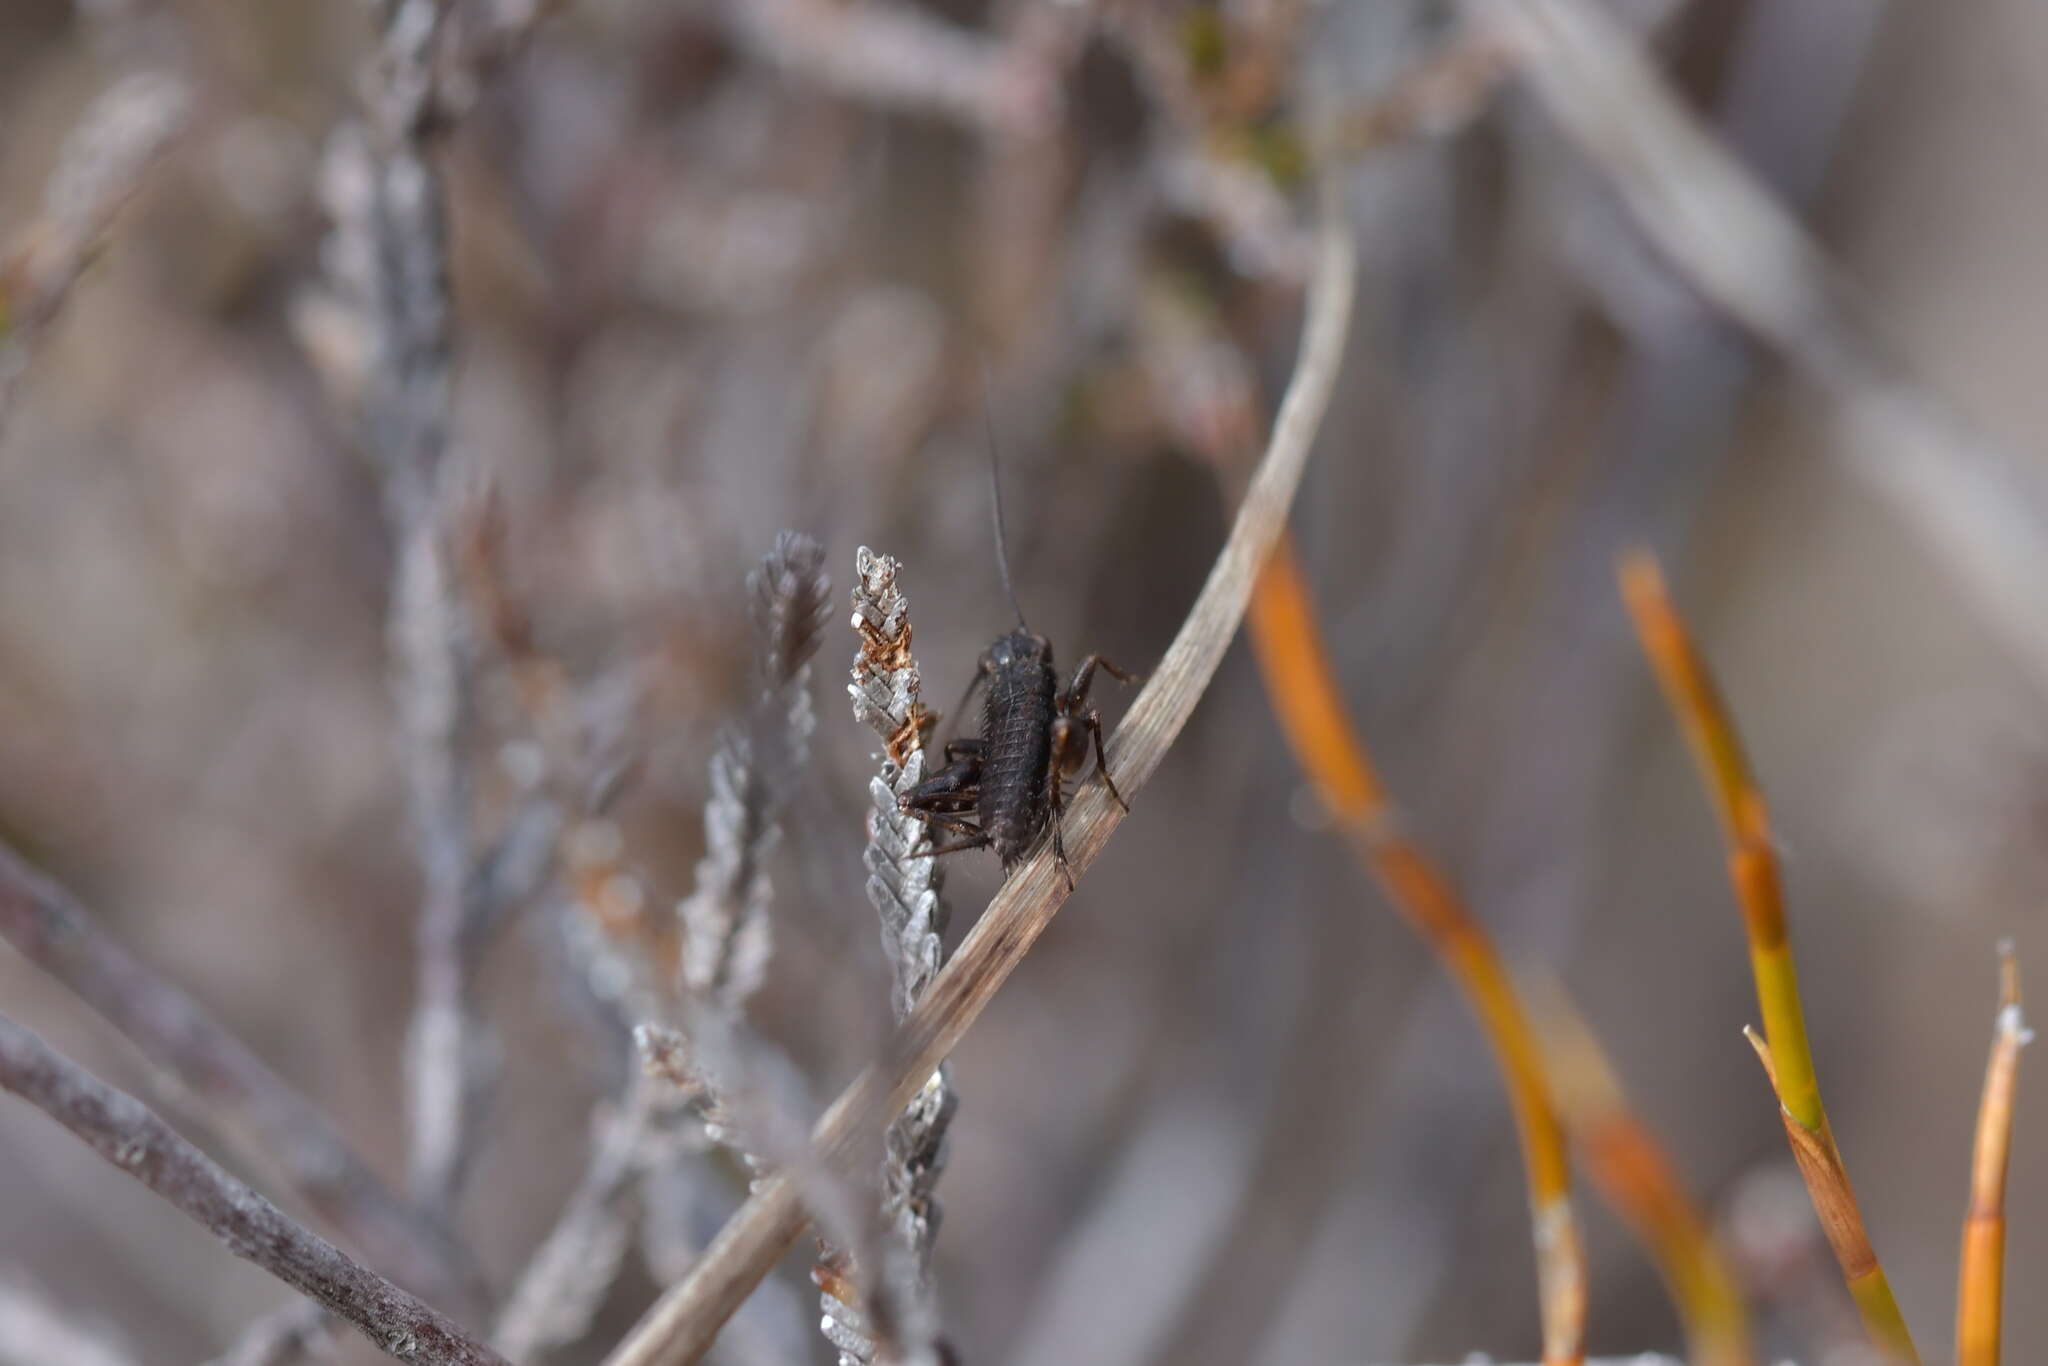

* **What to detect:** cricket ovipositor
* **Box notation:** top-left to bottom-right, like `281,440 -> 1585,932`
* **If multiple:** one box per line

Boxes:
896,417 -> 1139,888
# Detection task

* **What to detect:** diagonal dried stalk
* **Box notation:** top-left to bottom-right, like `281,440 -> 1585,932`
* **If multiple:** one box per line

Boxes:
0,1009 -> 507,1366
0,70 -> 192,432
598,173 -> 1355,1366
0,840 -> 478,1313
1956,944 -> 2030,1366
1244,535 -> 1584,1366
1481,0 -> 2048,705
1623,553 -> 1916,1362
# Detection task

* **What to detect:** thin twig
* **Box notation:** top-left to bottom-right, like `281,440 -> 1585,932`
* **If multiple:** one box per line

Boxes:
0,1010 -> 508,1366
715,0 -> 1056,137
597,173 -> 1356,1366
1243,536 -> 1585,1366
327,0 -> 478,1212
1483,0 -> 2048,704
1622,553 -> 1916,1362
0,70 -> 191,432
1957,943 -> 2030,1366
0,840 -> 477,1312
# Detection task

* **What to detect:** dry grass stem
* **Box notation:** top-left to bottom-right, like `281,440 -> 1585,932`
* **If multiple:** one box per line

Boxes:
1957,944 -> 2030,1366
1484,0 -> 2048,704
1533,984 -> 1754,1366
0,70 -> 191,431
1623,553 -> 1915,1362
0,1010 -> 507,1366
597,175 -> 1356,1366
1245,535 -> 1585,1366
0,840 -> 477,1313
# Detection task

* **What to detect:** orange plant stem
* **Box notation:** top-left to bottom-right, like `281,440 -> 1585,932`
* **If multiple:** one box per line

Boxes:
1248,536 -> 1583,1366
1537,984 -> 1755,1366
1622,551 -> 1918,1364
1957,946 -> 2028,1366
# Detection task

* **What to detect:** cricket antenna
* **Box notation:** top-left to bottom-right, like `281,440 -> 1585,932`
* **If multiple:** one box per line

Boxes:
978,358 -> 1030,631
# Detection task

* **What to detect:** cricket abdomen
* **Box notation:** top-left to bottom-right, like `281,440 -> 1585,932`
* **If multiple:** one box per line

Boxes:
979,629 -> 1057,868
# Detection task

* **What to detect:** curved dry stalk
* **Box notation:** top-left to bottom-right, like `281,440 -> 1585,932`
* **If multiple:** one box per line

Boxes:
596,175 -> 1357,1366
0,840 -> 477,1313
1245,536 -> 1584,1366
0,1009 -> 506,1366
1533,982 -> 1753,1366
1622,553 -> 1915,1363
1957,944 -> 2030,1366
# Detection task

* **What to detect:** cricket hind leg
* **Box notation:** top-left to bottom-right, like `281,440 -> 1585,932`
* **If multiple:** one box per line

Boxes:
1062,654 -> 1141,707
1061,656 -> 1139,815
1045,763 -> 1075,893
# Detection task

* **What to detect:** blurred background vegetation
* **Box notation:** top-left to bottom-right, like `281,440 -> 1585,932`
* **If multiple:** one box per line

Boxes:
0,1 -> 2042,1363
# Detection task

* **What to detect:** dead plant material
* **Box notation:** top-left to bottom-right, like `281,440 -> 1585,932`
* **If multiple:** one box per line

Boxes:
1957,944 -> 2030,1366
598,175 -> 1357,1366
1624,551 -> 1915,1363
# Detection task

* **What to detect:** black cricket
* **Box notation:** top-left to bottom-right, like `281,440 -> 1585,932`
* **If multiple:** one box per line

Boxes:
897,428 -> 1139,888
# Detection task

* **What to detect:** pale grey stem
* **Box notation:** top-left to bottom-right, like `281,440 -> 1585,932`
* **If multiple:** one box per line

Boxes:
679,532 -> 830,1008
833,549 -> 956,1364
504,535 -> 829,1358
715,0 -> 1054,137
0,70 -> 191,433
0,1010 -> 509,1366
0,840 -> 479,1313
331,0 -> 477,1212
597,174 -> 1357,1366
1480,0 -> 2048,700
